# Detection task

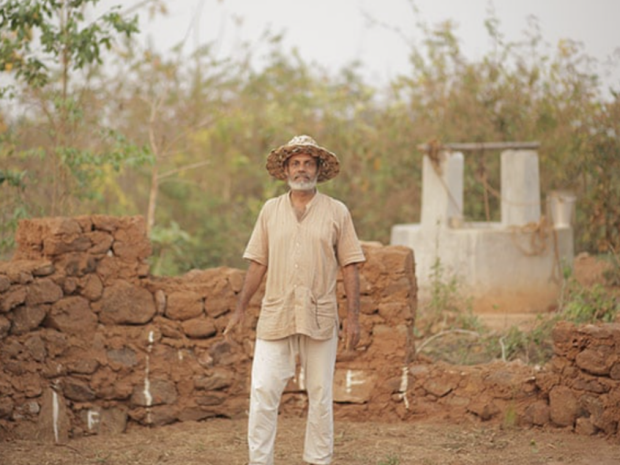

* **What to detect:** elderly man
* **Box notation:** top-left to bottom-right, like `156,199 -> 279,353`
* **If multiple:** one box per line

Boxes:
224,135 -> 365,465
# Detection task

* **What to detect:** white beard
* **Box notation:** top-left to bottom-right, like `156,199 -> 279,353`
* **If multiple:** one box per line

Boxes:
288,175 -> 318,191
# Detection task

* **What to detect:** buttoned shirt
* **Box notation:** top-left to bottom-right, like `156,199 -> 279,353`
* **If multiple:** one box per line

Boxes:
243,191 -> 365,340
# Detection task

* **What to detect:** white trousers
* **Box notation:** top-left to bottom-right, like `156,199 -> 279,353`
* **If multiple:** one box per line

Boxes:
248,331 -> 338,465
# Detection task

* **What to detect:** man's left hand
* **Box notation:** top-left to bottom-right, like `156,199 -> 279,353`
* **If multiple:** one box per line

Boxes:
344,313 -> 361,351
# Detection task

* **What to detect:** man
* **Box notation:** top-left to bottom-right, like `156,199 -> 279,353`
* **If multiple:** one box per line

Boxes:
224,135 -> 365,465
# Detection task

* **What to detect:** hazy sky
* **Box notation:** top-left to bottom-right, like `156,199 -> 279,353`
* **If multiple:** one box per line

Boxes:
110,0 -> 620,89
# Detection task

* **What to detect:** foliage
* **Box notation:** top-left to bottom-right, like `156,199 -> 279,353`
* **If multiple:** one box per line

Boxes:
0,0 -> 138,89
0,0 -> 152,256
559,275 -> 619,324
0,4 -> 619,274
603,248 -> 620,286
149,221 -> 193,276
416,257 -> 619,366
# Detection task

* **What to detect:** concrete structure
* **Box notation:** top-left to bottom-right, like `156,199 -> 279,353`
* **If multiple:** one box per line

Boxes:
391,147 -> 575,317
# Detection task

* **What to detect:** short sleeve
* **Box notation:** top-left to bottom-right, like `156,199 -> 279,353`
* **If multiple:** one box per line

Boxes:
243,203 -> 269,266
335,202 -> 365,266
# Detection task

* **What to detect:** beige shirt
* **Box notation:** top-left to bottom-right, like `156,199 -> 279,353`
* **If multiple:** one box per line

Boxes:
243,191 -> 365,340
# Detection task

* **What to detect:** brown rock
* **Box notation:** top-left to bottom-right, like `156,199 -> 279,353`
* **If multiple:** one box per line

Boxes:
165,291 -> 203,321
26,278 -> 63,306
47,296 -> 97,335
80,274 -> 103,301
0,286 -> 27,312
67,358 -> 99,375
41,329 -> 69,358
32,263 -> 55,277
100,281 -> 156,325
154,289 -> 166,315
85,231 -> 114,255
194,369 -> 234,391
0,395 -> 14,419
196,391 -> 227,406
467,396 -> 499,421
153,316 -> 184,339
56,253 -> 97,277
0,315 -> 10,338
182,317 -> 217,338
18,373 -> 43,397
593,409 -> 620,435
208,339 -> 244,366
549,385 -> 578,427
145,405 -> 177,426
91,215 -> 122,232
523,400 -> 550,426
377,302 -> 411,322
107,347 -> 138,368
0,274 -> 11,292
99,406 -> 129,435
80,406 -> 127,436
0,260 -> 41,283
333,369 -> 376,403
11,305 -> 49,335
370,324 -> 408,358
43,235 -> 92,256
380,246 -> 414,275
63,378 -> 96,402
360,295 -> 378,315
552,321 -> 576,345
177,406 -> 218,422
205,295 -> 233,318
575,416 -> 597,435
45,217 -> 83,236
423,376 -> 456,398
63,277 -> 79,294
131,379 -> 178,407
113,240 -> 151,263
580,394 -> 605,423
24,334 -> 47,362
37,387 -> 71,443
576,346 -> 615,375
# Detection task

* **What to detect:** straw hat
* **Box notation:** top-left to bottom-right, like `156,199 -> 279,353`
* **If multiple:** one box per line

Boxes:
265,135 -> 340,183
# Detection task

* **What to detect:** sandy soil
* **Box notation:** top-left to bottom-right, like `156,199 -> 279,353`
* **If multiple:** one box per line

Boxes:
2,416 -> 620,465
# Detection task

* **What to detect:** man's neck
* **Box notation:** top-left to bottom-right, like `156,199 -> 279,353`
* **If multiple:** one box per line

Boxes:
289,188 -> 317,203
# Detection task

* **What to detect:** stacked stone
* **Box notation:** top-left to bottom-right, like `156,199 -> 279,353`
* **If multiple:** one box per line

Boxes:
534,321 -> 620,436
0,215 -> 419,442
407,359 -> 540,425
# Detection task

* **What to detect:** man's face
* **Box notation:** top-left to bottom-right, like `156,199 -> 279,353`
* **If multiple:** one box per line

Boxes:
285,153 -> 319,191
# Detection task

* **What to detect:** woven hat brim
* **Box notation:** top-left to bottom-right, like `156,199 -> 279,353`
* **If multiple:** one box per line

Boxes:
266,144 -> 340,183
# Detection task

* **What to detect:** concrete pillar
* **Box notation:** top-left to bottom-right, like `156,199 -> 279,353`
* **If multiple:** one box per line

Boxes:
500,150 -> 541,226
421,152 -> 464,227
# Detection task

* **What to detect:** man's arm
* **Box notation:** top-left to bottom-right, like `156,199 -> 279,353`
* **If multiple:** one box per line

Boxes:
342,262 -> 361,350
223,260 -> 267,336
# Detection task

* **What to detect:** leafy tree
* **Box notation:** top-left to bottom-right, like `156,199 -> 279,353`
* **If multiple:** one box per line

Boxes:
0,0 -> 152,256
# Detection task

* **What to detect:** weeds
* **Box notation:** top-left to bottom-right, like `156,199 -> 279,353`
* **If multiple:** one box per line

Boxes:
416,256 -> 619,366
602,246 -> 620,286
378,455 -> 400,465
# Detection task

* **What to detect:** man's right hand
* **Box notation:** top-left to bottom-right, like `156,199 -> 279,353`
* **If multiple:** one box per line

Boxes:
223,307 -> 244,339
223,260 -> 267,339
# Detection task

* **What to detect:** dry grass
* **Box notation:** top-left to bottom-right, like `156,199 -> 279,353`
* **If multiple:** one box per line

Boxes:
2,416 -> 620,465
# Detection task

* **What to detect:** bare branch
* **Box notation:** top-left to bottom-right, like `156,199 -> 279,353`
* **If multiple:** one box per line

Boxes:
158,160 -> 212,180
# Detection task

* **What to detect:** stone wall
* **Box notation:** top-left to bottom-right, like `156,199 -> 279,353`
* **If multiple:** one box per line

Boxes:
0,216 -> 416,441
406,322 -> 620,438
1,215 -> 618,442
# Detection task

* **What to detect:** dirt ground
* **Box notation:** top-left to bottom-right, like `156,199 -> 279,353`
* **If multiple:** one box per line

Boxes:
2,416 -> 620,465
2,253 -> 619,465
